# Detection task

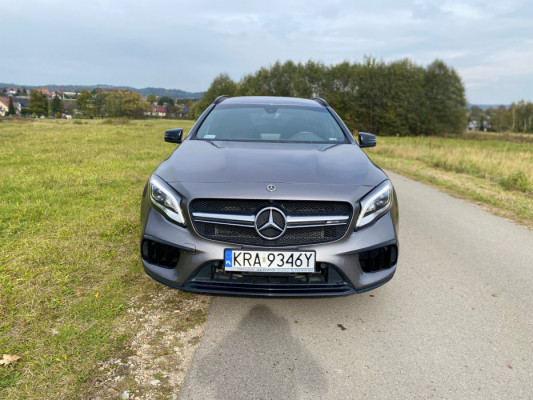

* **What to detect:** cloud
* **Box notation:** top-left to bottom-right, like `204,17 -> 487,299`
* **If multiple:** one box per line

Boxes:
1,0 -> 531,103
440,2 -> 483,20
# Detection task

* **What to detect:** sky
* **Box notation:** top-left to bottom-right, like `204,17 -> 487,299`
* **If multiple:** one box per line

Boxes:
2,0 -> 532,104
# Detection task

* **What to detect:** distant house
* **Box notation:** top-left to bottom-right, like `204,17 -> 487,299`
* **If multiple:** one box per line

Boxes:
13,97 -> 30,114
178,106 -> 190,118
0,97 -> 12,116
35,88 -> 51,98
144,104 -> 167,117
154,105 -> 166,117
468,121 -> 478,130
62,91 -> 77,99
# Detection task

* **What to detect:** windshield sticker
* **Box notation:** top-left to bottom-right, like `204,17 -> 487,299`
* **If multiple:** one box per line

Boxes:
204,135 -> 217,139
328,138 -> 338,141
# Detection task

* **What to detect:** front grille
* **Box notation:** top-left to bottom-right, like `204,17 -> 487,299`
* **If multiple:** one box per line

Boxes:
184,261 -> 355,296
190,199 -> 351,215
189,199 -> 354,246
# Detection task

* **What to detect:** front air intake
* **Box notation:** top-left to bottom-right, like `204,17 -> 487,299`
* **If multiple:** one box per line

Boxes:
141,239 -> 180,269
358,245 -> 398,273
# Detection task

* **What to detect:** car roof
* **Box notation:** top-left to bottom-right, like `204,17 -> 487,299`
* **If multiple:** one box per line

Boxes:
220,96 -> 324,108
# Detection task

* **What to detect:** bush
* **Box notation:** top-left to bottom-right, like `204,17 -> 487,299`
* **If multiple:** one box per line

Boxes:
501,170 -> 529,192
101,117 -> 130,125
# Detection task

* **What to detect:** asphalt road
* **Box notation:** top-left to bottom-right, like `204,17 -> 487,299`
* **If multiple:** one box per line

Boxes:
179,172 -> 533,400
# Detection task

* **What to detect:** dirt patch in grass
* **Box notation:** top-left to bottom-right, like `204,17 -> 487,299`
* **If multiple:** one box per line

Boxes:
89,286 -> 210,400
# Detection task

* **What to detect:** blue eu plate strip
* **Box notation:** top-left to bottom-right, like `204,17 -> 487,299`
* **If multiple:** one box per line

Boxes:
224,250 -> 232,268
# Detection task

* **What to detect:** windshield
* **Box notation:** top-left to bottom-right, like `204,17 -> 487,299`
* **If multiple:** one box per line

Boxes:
195,104 -> 348,143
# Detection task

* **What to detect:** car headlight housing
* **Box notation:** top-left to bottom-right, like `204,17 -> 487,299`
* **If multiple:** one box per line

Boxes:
355,180 -> 393,229
149,175 -> 186,226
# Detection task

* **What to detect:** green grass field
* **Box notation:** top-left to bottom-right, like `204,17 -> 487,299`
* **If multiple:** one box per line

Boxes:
365,132 -> 533,228
0,119 -> 208,399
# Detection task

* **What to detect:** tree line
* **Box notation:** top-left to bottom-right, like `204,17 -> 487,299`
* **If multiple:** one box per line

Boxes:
469,101 -> 533,133
76,89 -> 147,118
24,91 -> 65,117
26,89 -> 150,118
192,58 -> 468,136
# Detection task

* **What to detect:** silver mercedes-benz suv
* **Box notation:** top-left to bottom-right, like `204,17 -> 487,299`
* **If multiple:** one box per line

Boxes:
140,96 -> 399,296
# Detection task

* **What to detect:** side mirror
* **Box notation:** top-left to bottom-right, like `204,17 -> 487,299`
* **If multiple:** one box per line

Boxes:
358,132 -> 376,148
164,128 -> 183,143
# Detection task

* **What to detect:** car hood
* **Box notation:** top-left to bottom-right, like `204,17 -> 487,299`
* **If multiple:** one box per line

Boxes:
156,140 -> 386,187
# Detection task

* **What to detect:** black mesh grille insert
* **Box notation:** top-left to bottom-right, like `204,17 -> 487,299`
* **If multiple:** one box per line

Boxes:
141,239 -> 181,269
189,199 -> 354,246
185,261 -> 354,296
358,245 -> 398,273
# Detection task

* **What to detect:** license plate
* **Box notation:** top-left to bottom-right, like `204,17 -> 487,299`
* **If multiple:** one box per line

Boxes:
224,250 -> 315,273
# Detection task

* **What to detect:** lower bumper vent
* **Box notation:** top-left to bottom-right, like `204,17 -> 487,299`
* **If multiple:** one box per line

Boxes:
359,245 -> 398,273
141,239 -> 180,269
184,262 -> 355,296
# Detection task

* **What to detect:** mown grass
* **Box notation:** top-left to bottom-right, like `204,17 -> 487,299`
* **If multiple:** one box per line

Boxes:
366,132 -> 533,228
0,119 -> 197,399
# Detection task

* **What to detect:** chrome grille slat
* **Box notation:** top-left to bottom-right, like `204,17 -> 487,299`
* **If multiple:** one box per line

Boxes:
191,211 -> 350,228
192,212 -> 255,227
286,215 -> 350,227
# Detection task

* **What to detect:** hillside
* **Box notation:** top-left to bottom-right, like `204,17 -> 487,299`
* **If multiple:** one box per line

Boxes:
0,83 -> 203,99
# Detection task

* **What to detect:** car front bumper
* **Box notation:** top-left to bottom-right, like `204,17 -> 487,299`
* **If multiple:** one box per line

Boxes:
140,202 -> 398,297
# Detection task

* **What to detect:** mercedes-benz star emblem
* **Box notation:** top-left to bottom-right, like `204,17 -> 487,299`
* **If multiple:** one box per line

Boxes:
266,184 -> 276,192
254,207 -> 287,240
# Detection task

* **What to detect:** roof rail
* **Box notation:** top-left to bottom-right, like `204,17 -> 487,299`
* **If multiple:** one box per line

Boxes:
311,97 -> 329,107
213,95 -> 229,104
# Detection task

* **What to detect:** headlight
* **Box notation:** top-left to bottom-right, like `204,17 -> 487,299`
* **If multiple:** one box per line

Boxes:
149,175 -> 186,226
355,180 -> 393,229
